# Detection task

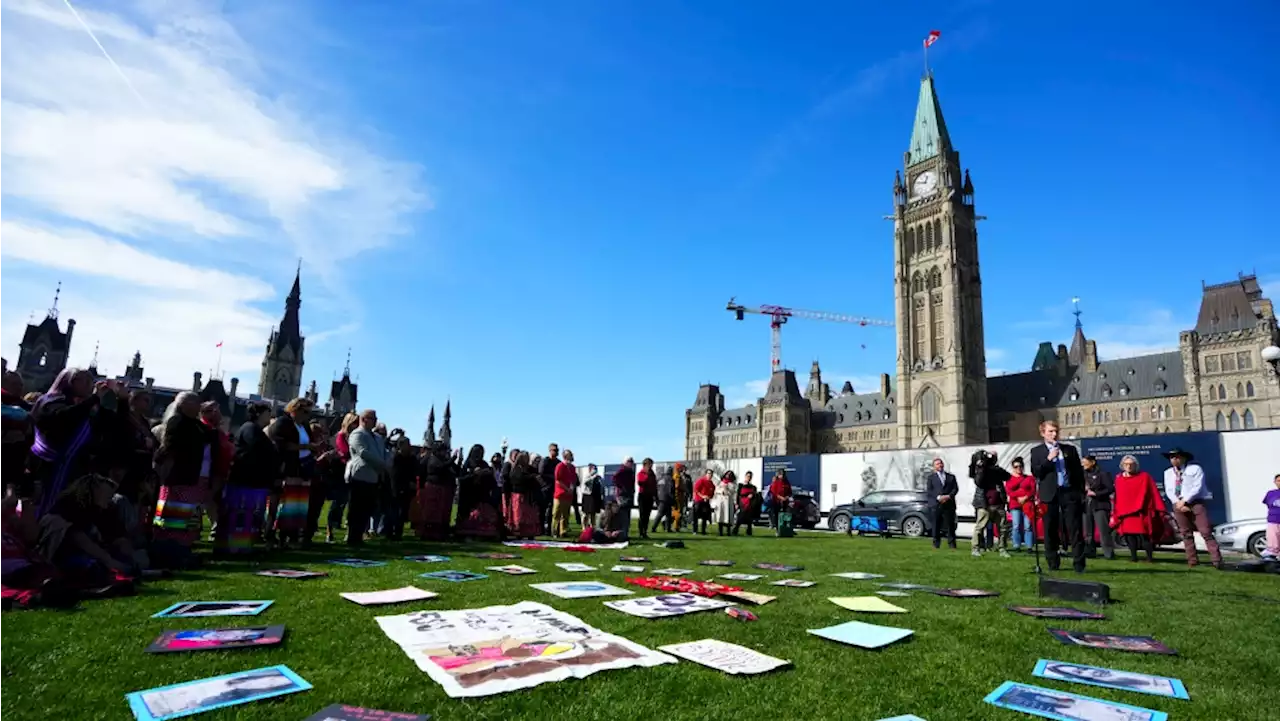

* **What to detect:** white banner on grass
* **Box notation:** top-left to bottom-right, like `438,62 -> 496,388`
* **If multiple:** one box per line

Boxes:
603,593 -> 733,619
374,601 -> 674,698
503,540 -> 630,550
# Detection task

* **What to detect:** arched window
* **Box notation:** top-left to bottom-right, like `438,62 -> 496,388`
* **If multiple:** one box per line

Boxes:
1183,403 -> 1189,417
1229,410 -> 1241,430
1236,382 -> 1244,399
912,299 -> 926,361
1209,385 -> 1217,400
1246,381 -> 1255,398
932,219 -> 942,250
1217,383 -> 1226,399
919,387 -> 941,424
931,295 -> 944,355
906,226 -> 916,255
1215,411 -> 1226,430
1244,409 -> 1256,429
912,271 -> 924,294
1164,404 -> 1171,419
928,267 -> 942,290
924,223 -> 934,250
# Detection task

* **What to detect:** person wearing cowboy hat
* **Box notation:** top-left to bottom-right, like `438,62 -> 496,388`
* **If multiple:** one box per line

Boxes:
1161,447 -> 1224,569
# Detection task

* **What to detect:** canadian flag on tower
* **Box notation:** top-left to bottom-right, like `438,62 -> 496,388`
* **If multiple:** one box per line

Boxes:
924,30 -> 941,48
215,341 -> 223,348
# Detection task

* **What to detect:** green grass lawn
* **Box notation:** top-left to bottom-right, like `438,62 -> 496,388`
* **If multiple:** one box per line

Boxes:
3,525 -> 1276,721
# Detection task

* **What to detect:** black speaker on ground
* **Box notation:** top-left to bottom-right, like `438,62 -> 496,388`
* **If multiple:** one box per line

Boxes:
1038,575 -> 1111,605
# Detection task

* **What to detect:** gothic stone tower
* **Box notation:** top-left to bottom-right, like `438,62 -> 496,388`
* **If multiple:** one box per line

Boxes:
258,269 -> 305,401
892,73 -> 989,448
16,287 -> 76,392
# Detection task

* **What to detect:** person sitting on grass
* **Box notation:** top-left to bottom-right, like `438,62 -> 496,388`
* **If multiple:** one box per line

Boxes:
41,474 -> 142,580
577,501 -> 627,544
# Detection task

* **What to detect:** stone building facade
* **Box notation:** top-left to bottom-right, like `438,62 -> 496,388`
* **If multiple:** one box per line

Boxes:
685,74 -> 1280,460
4,271 -> 359,431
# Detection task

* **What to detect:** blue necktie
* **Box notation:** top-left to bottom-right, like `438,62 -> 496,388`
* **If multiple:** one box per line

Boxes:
1052,445 -> 1067,487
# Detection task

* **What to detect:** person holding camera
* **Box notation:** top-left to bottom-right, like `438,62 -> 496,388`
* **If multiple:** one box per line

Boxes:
970,450 -> 1012,558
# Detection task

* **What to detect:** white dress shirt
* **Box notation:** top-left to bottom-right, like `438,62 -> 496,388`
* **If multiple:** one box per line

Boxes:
1163,463 -> 1210,504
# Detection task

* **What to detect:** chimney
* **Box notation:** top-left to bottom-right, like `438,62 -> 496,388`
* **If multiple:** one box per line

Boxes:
193,371 -> 203,391
880,373 -> 891,397
66,319 -> 76,344
145,377 -> 154,391
1084,340 -> 1099,373
229,377 -> 240,398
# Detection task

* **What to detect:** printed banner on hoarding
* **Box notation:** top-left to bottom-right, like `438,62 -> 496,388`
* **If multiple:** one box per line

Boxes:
1081,431 -> 1226,522
762,455 -> 822,507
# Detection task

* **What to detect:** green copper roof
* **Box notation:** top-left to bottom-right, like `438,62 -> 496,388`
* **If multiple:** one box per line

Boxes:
907,74 -> 952,166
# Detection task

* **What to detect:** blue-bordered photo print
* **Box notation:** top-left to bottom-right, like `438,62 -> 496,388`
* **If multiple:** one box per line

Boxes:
126,665 -> 311,720
419,570 -> 487,582
328,558 -> 388,568
984,681 -> 1168,721
151,601 -> 273,619
1033,660 -> 1190,700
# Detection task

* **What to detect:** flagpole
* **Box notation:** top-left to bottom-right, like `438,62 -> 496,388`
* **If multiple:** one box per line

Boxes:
924,38 -> 929,76
214,343 -> 224,379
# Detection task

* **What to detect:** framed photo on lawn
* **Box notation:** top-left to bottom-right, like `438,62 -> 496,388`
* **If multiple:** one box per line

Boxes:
1047,629 -> 1177,656
303,704 -> 431,720
1008,606 -> 1105,620
1033,659 -> 1190,700
145,625 -> 285,654
984,680 -> 1168,721
152,601 -> 273,619
125,665 -> 311,721
256,569 -> 327,580
419,570 -> 487,583
328,559 -> 387,568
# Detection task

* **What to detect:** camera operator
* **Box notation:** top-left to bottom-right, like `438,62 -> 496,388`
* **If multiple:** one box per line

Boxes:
969,449 -> 1012,559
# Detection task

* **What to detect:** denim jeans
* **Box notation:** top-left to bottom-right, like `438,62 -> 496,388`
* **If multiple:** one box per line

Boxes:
1009,508 -> 1033,549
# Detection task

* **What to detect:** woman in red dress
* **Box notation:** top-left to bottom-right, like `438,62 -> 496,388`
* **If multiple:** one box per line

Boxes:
1109,454 -> 1166,562
506,451 -> 543,539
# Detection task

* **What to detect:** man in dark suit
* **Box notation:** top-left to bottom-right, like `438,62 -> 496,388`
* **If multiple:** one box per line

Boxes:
1029,420 -> 1087,572
925,457 -> 959,549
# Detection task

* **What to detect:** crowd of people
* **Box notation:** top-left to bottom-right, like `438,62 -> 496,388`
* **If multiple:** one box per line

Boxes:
0,367 -> 808,609
924,420 -> 1231,572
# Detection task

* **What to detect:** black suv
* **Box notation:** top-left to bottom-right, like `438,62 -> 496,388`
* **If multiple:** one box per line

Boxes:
827,490 -> 934,537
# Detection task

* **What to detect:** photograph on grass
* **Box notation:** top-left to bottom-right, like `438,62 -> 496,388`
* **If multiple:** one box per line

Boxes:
374,601 -> 675,697
656,639 -> 790,675
983,681 -> 1168,721
611,565 -> 645,572
618,556 -> 649,563
1009,606 -> 1106,620
256,569 -> 327,580
831,572 -> 886,580
1032,660 -> 1190,700
487,565 -> 538,575
554,563 -> 596,572
340,587 -> 438,606
754,563 -> 803,572
419,570 -> 488,583
145,625 -> 285,654
151,601 -> 273,619
303,704 -> 431,720
699,560 -> 734,566
125,665 -> 311,721
1047,629 -> 1177,655
529,582 -> 634,599
720,573 -> 763,581
328,559 -> 387,568
605,593 -> 733,619
404,555 -> 450,563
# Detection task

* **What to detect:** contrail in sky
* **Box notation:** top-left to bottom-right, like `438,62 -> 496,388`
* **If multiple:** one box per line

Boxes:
62,0 -> 151,110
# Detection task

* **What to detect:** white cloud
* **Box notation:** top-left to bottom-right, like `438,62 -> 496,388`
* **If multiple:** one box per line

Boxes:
0,0 -> 426,390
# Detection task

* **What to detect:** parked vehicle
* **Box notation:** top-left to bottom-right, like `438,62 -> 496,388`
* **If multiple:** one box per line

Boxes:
827,490 -> 934,538
1213,518 -> 1269,557
760,492 -> 821,530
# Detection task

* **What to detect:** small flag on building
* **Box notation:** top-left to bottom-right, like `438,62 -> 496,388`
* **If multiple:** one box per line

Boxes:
924,30 -> 941,48
215,341 -> 223,348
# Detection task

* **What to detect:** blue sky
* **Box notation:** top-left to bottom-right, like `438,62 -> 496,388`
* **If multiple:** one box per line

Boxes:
2,0 -> 1277,463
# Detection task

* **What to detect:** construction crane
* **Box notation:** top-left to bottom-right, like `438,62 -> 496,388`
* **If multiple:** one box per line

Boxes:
726,298 -> 894,374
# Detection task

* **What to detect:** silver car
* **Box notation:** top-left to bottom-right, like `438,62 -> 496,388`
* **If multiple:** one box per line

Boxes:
1212,518 -> 1270,558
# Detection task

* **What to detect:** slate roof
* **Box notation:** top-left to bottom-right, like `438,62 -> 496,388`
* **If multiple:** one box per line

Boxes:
692,384 -> 722,409
1196,274 -> 1263,335
21,315 -> 70,351
763,370 -> 804,403
715,405 -> 756,429
825,391 -> 897,428
988,351 -> 1185,414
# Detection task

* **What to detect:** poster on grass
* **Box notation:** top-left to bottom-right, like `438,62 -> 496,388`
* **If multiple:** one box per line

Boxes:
374,601 -> 675,698
656,639 -> 790,675
983,681 -> 1168,721
603,593 -> 733,619
125,665 -> 310,721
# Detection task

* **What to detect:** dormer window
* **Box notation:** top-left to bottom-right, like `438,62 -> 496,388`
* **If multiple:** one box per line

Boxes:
1069,388 -> 1079,401
883,409 -> 891,420
1101,384 -> 1112,398
1157,364 -> 1166,372
1154,380 -> 1167,392
1127,368 -> 1135,376
1099,372 -> 1107,379
1119,384 -> 1129,396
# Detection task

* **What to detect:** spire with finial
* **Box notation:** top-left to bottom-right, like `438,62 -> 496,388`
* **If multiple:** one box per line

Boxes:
48,282 -> 62,320
342,347 -> 351,378
1067,296 -> 1088,366
424,404 -> 436,445
440,398 -> 452,449
89,341 -> 100,372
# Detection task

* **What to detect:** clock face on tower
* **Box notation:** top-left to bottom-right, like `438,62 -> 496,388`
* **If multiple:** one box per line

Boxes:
912,170 -> 938,198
